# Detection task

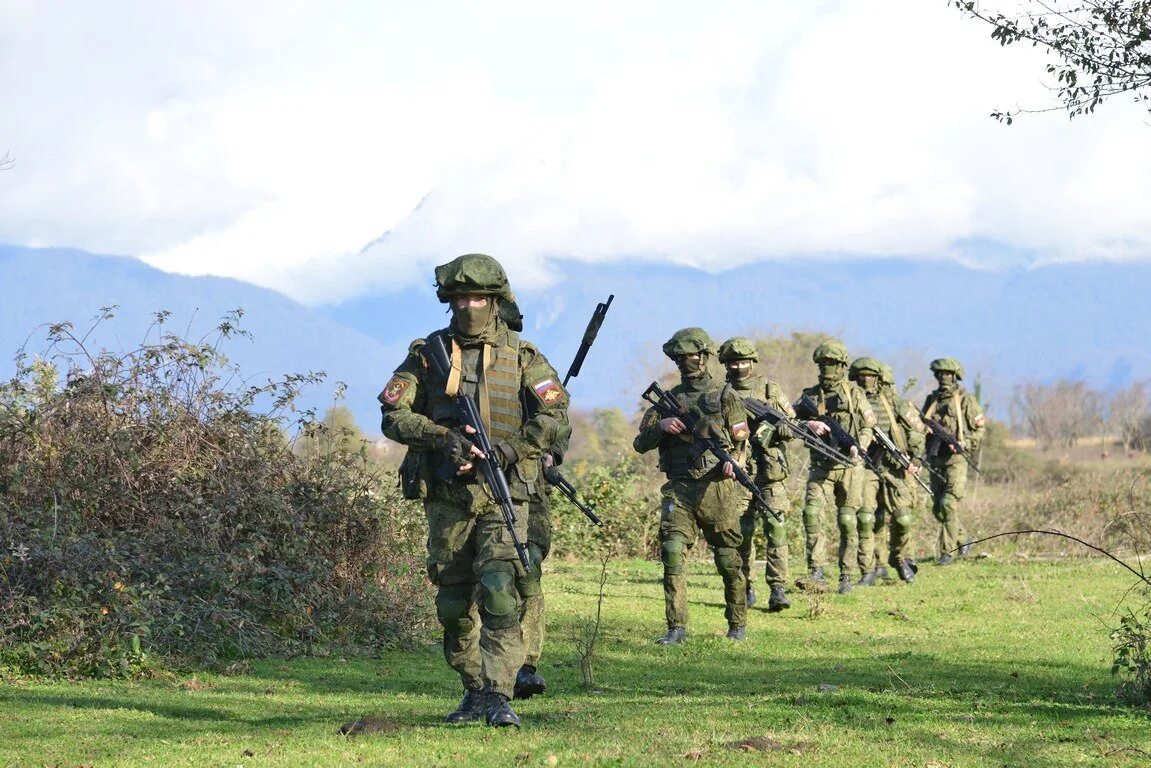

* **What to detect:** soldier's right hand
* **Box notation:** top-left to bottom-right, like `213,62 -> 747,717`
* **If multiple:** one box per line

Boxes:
435,427 -> 484,470
659,417 -> 687,434
806,420 -> 830,437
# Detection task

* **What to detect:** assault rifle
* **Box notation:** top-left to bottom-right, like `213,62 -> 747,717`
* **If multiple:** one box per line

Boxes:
542,464 -> 603,526
870,426 -> 932,493
642,382 -> 780,522
794,395 -> 877,473
921,414 -> 983,476
563,294 -> 614,387
424,335 -> 532,573
742,397 -> 852,466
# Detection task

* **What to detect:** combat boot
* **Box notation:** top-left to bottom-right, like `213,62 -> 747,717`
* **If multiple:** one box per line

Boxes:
513,665 -> 546,700
937,553 -> 954,566
896,558 -> 917,583
444,687 -> 486,724
655,626 -> 687,645
837,575 -> 853,594
726,625 -> 746,641
958,536 -> 974,557
857,570 -> 878,587
767,585 -> 791,612
485,692 -> 521,728
746,586 -> 757,608
873,566 -> 890,580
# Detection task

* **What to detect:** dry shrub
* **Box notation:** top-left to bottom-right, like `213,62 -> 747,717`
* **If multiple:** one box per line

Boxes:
0,310 -> 430,677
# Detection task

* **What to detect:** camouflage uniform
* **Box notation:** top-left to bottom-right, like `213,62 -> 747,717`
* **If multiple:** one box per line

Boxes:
718,337 -> 794,612
794,340 -> 876,593
633,328 -> 751,642
922,358 -> 985,563
849,357 -> 926,584
379,254 -> 569,726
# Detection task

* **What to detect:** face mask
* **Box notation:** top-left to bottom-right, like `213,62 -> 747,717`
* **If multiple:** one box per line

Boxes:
858,374 -> 878,394
676,354 -> 706,379
818,362 -> 845,387
726,360 -> 753,381
451,299 -> 495,337
936,372 -> 957,392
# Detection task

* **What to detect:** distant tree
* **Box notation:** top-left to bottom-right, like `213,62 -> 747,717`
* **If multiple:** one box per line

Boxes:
296,404 -> 368,458
1012,380 -> 1104,449
1110,381 -> 1151,451
954,1 -> 1151,122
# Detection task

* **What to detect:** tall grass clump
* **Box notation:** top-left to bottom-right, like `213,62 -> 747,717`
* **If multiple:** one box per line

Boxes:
0,310 -> 430,677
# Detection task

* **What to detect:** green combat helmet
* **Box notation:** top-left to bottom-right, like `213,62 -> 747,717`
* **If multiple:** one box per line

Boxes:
662,327 -> 715,360
929,357 -> 965,381
848,356 -> 883,382
812,339 -> 849,365
434,253 -> 515,303
717,336 -> 759,363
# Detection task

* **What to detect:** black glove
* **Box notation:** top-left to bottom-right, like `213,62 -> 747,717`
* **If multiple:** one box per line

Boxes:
434,429 -> 474,466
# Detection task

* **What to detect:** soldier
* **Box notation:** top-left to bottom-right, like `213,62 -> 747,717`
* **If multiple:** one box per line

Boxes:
849,357 -> 925,584
922,357 -> 986,565
379,254 -> 569,728
717,336 -> 795,613
793,340 -> 876,595
633,328 -> 751,643
497,299 -> 566,702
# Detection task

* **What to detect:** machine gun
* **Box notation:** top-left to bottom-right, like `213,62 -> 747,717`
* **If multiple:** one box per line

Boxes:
742,397 -> 852,466
794,395 -> 877,473
642,382 -> 780,523
921,414 -> 983,475
541,464 -> 602,526
870,425 -> 932,493
424,334 -> 532,573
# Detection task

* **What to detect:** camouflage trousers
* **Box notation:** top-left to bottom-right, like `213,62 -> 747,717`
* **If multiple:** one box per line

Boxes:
859,467 -> 915,572
801,462 -> 864,577
659,475 -> 747,630
424,480 -> 528,700
738,481 -> 791,588
517,492 -> 551,669
929,454 -> 969,557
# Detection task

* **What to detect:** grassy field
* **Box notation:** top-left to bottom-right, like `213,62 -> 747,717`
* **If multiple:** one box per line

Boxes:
2,557 -> 1149,767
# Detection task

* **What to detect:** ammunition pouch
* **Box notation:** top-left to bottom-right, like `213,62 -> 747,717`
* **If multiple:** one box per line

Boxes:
399,450 -> 430,500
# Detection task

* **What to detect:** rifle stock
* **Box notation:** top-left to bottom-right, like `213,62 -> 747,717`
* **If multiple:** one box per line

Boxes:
563,294 -> 614,386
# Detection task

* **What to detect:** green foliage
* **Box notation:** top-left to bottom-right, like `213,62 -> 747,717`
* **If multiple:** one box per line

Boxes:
0,310 -> 431,677
1111,604 -> 1151,706
549,455 -> 660,560
955,0 -> 1151,122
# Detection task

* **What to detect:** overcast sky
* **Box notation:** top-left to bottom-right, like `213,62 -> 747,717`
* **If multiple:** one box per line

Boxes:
2,0 -> 1149,304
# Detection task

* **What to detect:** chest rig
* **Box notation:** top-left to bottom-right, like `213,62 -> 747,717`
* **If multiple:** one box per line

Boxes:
659,383 -> 732,480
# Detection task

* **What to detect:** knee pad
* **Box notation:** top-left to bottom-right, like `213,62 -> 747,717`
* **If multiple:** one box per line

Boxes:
894,513 -> 913,530
661,536 -> 687,575
836,508 -> 856,530
713,546 -> 741,574
767,519 -> 786,542
479,564 -> 520,630
516,543 -> 545,597
435,583 -> 475,638
802,506 -> 821,529
856,511 -> 875,530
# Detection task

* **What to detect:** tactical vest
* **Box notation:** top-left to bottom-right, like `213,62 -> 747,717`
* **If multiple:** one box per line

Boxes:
873,390 -> 909,451
924,390 -> 966,443
804,381 -> 863,466
729,374 -> 788,483
659,383 -> 732,480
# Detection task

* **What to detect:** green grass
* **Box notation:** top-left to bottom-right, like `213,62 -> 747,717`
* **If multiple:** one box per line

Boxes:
2,557 -> 1149,767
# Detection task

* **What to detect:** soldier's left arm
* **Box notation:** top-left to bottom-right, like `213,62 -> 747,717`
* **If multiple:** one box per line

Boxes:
721,387 -> 753,451
764,381 -> 795,445
897,394 -> 927,457
505,342 -> 571,465
963,394 -> 987,451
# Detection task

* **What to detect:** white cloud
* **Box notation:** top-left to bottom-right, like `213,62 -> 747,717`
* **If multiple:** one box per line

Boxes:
2,0 -> 1149,303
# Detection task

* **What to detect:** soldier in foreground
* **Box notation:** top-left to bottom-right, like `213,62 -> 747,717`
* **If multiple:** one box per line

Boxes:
379,254 -> 569,728
633,328 -> 750,643
849,357 -> 925,584
793,340 -> 876,594
718,336 -> 795,612
921,358 -> 985,564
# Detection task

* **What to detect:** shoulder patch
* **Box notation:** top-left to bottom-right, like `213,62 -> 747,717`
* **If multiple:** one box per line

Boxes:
863,408 -> 878,428
973,413 -> 986,428
380,375 -> 411,405
532,378 -> 565,405
731,421 -> 750,441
